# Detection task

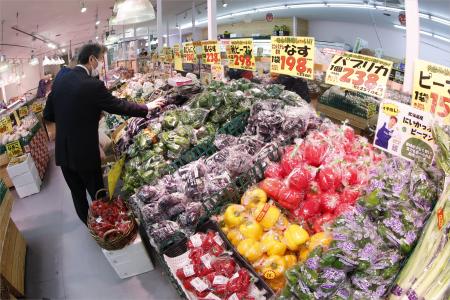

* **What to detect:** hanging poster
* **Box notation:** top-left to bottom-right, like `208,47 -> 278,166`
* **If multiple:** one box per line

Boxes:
374,100 -> 435,164
226,38 -> 256,71
201,40 -> 221,65
411,60 -> 450,125
182,41 -> 197,64
325,52 -> 393,98
270,36 -> 315,80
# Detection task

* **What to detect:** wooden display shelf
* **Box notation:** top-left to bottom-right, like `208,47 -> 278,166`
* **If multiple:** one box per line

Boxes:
317,103 -> 378,131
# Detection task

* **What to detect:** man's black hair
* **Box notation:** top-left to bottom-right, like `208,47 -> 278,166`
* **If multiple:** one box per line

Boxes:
390,116 -> 398,123
77,43 -> 107,64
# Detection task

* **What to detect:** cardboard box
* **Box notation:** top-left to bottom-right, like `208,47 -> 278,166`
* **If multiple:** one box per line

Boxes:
102,234 -> 154,279
6,154 -> 35,178
15,181 -> 40,198
10,166 -> 41,189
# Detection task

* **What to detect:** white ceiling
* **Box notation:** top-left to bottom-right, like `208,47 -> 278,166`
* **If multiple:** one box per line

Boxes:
0,0 -> 449,58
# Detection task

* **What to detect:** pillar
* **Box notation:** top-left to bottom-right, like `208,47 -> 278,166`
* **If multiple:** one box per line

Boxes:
403,0 -> 419,93
157,0 -> 163,51
207,0 -> 217,40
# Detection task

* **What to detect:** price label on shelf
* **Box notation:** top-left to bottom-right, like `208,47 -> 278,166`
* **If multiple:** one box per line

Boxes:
411,60 -> 450,125
226,38 -> 256,71
162,47 -> 173,63
6,140 -> 23,158
201,40 -> 221,65
325,52 -> 393,98
0,116 -> 13,134
182,41 -> 197,64
31,102 -> 45,113
173,44 -> 183,71
270,36 -> 315,80
18,106 -> 29,118
211,64 -> 224,82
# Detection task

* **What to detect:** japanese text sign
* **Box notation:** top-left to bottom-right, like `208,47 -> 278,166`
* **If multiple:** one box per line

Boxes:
6,140 -> 23,158
270,36 -> 315,80
0,116 -> 13,134
31,102 -> 45,113
211,64 -> 225,82
173,44 -> 183,71
182,41 -> 197,64
162,47 -> 173,63
226,38 -> 256,71
18,106 -> 29,118
411,60 -> 450,125
201,40 -> 221,65
326,52 -> 393,98
374,100 -> 435,164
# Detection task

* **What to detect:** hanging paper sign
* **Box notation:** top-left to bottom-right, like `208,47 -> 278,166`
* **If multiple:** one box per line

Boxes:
173,44 -> 183,71
107,156 -> 125,199
374,100 -> 435,164
0,116 -> 13,134
270,36 -> 315,80
226,38 -> 256,71
201,40 -> 221,65
31,102 -> 45,113
18,106 -> 29,118
162,47 -> 173,63
325,52 -> 393,98
151,52 -> 158,63
411,60 -> 450,125
211,64 -> 225,82
183,42 -> 197,64
6,140 -> 23,158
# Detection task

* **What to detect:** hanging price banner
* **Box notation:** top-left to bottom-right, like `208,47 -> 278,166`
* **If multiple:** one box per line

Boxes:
226,38 -> 256,71
411,60 -> 450,125
18,106 -> 29,118
270,36 -> 315,80
325,52 -> 393,98
182,41 -> 197,64
0,116 -> 13,134
211,64 -> 225,82
173,44 -> 183,71
162,47 -> 173,63
201,40 -> 221,65
6,140 -> 23,158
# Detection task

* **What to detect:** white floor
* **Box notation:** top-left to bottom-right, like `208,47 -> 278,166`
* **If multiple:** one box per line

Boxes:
10,147 -> 180,300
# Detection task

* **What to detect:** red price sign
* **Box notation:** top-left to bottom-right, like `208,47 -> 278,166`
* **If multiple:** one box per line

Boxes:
201,40 -> 221,65
325,52 -> 393,98
270,36 -> 315,79
226,38 -> 255,71
182,41 -> 197,64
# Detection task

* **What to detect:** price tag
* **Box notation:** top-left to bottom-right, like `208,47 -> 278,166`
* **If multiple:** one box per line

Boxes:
374,100 -> 435,164
226,38 -> 256,71
190,277 -> 208,292
162,47 -> 173,63
107,156 -> 125,199
213,275 -> 229,285
0,116 -> 13,134
173,44 -> 183,71
183,265 -> 195,277
411,60 -> 450,125
6,140 -> 23,158
270,36 -> 315,80
18,106 -> 29,118
201,40 -> 221,65
182,41 -> 197,64
32,102 -> 45,113
211,64 -> 225,82
325,52 -> 393,98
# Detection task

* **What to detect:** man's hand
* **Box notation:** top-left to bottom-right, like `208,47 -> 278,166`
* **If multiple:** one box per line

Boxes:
146,97 -> 165,110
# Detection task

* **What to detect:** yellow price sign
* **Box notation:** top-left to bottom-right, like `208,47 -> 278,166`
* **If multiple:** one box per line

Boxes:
270,36 -> 315,80
107,156 -> 125,199
162,47 -> 173,63
411,60 -> 450,124
173,44 -> 183,71
226,38 -> 255,71
211,64 -> 224,82
32,102 -> 45,113
0,116 -> 13,134
325,52 -> 393,98
201,40 -> 220,65
6,140 -> 23,158
182,41 -> 197,64
18,106 -> 29,118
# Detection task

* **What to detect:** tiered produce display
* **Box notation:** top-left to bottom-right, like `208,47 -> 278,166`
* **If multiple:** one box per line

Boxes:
89,71 -> 448,300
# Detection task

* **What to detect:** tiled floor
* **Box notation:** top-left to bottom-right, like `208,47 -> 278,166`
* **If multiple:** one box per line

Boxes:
10,148 -> 180,300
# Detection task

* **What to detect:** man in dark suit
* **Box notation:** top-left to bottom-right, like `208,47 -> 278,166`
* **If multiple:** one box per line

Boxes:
44,43 -> 157,225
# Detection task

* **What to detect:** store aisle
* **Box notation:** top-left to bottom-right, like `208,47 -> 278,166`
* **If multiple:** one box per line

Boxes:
10,147 -> 180,300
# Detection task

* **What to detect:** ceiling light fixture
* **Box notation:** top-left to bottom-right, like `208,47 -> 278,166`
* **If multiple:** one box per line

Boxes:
62,48 -> 66,53
222,0 -> 228,8
375,5 -> 402,13
47,42 -> 56,49
109,0 -> 155,25
96,20 -> 101,25
394,24 -> 450,44
327,3 -> 375,9
430,15 -> 450,26
81,1 -> 87,13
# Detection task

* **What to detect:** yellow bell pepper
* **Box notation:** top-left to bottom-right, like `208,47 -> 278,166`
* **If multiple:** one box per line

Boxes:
221,224 -> 230,235
261,232 -> 286,256
284,224 -> 309,251
252,203 -> 281,229
223,204 -> 246,228
266,276 -> 286,291
308,232 -> 332,251
227,229 -> 244,247
260,255 -> 286,279
239,219 -> 263,240
241,187 -> 267,209
298,246 -> 310,262
237,239 -> 263,263
283,254 -> 297,269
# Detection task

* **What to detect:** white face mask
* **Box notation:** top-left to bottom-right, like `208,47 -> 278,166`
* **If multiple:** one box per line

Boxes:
91,56 -> 104,77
